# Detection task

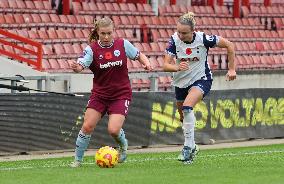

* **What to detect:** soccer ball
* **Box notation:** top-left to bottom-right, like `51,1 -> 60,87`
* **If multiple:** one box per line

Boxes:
95,146 -> 119,168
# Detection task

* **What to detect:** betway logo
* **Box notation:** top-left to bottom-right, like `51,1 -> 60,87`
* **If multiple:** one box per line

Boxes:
100,60 -> 122,69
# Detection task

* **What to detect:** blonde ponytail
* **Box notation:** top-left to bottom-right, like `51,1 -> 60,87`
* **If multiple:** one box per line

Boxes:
178,12 -> 196,30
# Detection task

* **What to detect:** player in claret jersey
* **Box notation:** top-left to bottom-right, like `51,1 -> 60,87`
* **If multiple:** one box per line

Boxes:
70,17 -> 152,167
163,12 -> 237,164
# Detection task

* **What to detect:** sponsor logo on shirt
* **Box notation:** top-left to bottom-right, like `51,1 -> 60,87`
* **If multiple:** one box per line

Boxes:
180,57 -> 199,62
100,60 -> 123,69
99,55 -> 103,59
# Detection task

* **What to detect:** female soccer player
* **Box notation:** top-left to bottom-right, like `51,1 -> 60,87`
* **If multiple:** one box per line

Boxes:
70,17 -> 152,167
163,12 -> 236,164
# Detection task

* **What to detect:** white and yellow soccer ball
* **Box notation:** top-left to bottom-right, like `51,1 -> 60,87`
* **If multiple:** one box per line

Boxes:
95,146 -> 119,168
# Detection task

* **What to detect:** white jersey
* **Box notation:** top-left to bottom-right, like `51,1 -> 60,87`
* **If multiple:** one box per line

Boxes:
166,31 -> 219,88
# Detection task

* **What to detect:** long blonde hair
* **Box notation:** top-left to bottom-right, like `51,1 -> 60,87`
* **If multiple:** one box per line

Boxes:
88,17 -> 114,43
178,12 -> 196,30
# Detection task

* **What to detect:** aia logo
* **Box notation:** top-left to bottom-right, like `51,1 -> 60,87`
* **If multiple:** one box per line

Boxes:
105,52 -> 112,60
186,48 -> 192,55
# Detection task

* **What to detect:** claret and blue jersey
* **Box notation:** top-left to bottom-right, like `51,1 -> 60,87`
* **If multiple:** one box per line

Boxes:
77,39 -> 140,100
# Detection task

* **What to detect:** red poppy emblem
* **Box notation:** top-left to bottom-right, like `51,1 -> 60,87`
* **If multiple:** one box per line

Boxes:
105,52 -> 112,60
186,48 -> 192,55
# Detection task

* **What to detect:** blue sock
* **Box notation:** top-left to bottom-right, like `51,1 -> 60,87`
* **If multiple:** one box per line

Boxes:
114,129 -> 127,149
75,130 -> 91,162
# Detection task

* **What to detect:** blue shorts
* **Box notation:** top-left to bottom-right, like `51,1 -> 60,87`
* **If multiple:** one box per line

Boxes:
175,80 -> 212,101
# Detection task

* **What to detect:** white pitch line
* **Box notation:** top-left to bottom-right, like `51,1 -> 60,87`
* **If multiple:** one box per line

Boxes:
1,149 -> 283,171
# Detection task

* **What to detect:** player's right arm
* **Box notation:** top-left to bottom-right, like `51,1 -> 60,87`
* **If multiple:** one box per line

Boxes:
163,37 -> 188,72
70,61 -> 83,73
71,45 -> 93,73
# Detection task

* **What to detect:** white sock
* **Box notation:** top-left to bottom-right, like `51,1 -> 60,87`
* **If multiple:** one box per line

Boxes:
182,106 -> 195,149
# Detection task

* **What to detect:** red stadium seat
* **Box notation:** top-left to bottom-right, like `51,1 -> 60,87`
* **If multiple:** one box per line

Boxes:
55,29 -> 67,39
25,1 -> 36,10
131,60 -> 143,72
142,43 -> 151,53
75,15 -> 86,24
116,29 -> 126,38
72,1 -> 82,14
140,79 -> 150,90
27,30 -> 39,40
63,44 -> 75,54
135,16 -> 145,25
149,56 -> 162,71
57,59 -> 71,70
82,2 -> 91,11
133,42 -> 144,52
53,44 -> 66,55
67,15 -> 78,24
38,30 -> 49,40
151,29 -> 160,42
42,45 -> 53,55
150,42 -> 160,52
48,59 -> 60,70
13,14 -> 25,24
0,0 -> 8,9
128,3 -> 138,14
131,79 -> 142,90
16,0 -> 26,9
42,59 -> 51,70
81,29 -> 90,38
43,0 -> 53,10
127,59 -> 135,72
4,14 -> 15,24
34,1 -> 44,10
50,14 -> 61,23
72,43 -> 83,54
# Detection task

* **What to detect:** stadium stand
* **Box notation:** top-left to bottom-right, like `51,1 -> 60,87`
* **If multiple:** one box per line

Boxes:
0,0 -> 284,91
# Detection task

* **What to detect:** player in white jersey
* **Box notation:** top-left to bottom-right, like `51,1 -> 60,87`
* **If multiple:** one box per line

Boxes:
163,12 -> 237,164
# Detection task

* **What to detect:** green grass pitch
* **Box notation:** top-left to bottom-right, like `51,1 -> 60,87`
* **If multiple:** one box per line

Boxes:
1,144 -> 284,184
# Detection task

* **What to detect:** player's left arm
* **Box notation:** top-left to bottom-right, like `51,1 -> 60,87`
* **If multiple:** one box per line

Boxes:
124,39 -> 152,71
216,37 -> 237,81
137,52 -> 152,71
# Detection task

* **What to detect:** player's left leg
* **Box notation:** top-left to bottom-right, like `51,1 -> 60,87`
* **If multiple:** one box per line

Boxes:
108,114 -> 128,163
178,80 -> 212,164
108,99 -> 130,163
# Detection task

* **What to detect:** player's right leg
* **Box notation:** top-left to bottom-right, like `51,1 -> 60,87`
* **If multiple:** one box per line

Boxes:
70,108 -> 102,168
176,101 -> 184,122
108,99 -> 130,163
178,87 -> 203,164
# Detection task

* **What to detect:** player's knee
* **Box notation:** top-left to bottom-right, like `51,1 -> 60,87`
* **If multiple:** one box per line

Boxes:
108,127 -> 119,137
82,123 -> 95,134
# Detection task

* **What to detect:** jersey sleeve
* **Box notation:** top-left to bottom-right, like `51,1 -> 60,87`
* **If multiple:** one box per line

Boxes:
203,33 -> 220,48
77,45 -> 93,68
165,36 -> 176,56
124,39 -> 140,60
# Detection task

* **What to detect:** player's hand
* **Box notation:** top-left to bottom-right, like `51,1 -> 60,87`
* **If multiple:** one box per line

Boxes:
178,61 -> 189,71
143,63 -> 153,71
70,60 -> 79,70
70,60 -> 83,73
226,69 -> 237,81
